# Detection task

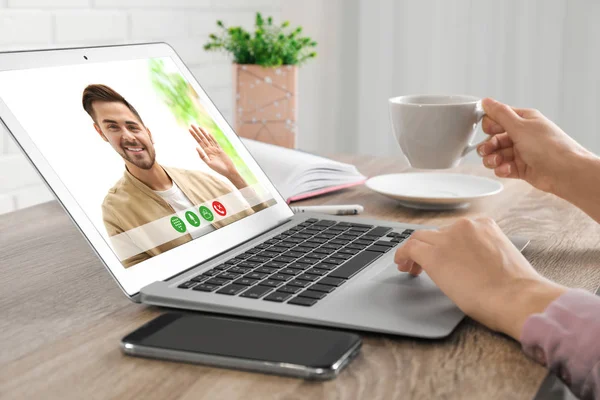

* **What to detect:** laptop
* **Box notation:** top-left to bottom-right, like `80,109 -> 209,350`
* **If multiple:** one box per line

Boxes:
0,43 -> 528,338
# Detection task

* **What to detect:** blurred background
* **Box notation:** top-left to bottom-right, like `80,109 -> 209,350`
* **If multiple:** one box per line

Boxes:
1,0 -> 599,214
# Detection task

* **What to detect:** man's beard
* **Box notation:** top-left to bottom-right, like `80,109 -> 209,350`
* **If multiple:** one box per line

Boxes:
119,147 -> 156,170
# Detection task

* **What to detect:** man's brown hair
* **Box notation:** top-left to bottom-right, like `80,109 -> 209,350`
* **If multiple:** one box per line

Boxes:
82,84 -> 144,124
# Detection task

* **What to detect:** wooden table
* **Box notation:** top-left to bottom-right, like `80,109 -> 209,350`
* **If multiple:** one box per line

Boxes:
1,156 -> 599,400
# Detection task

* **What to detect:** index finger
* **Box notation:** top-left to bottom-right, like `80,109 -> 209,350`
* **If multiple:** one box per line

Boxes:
393,237 -> 434,268
190,125 -> 209,147
198,126 -> 219,147
194,125 -> 215,147
481,98 -> 522,131
482,107 -> 536,136
482,115 -> 506,135
477,132 -> 513,156
189,125 -> 201,143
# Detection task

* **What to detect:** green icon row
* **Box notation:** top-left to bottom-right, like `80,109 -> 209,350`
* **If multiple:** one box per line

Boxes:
170,206 -> 215,233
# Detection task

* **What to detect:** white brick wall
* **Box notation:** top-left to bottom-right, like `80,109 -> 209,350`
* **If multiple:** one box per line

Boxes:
0,10 -> 53,44
55,11 -> 129,42
0,0 -> 281,215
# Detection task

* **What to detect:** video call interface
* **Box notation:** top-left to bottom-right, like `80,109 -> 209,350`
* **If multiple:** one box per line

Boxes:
0,57 -> 277,268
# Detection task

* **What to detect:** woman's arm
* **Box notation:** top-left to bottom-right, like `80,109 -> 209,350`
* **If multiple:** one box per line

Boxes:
399,98 -> 600,398
478,98 -> 600,224
521,289 -> 600,400
553,153 -> 600,224
394,218 -> 600,399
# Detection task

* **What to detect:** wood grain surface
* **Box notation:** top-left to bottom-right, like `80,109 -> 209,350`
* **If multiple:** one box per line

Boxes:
1,156 -> 599,400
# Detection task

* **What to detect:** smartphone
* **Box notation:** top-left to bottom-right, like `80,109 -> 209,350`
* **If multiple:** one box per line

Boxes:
121,312 -> 362,380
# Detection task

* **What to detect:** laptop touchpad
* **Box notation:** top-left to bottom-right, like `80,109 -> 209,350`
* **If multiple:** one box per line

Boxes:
370,263 -> 438,289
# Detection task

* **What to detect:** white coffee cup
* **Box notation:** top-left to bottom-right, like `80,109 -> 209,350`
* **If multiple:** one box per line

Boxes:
389,94 -> 485,169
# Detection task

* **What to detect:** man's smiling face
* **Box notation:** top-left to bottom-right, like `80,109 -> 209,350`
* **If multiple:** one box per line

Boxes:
92,101 -> 156,170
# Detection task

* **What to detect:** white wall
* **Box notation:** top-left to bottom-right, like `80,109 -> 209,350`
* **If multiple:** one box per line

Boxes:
281,0 -> 359,155
0,0 -> 281,214
284,0 -> 600,166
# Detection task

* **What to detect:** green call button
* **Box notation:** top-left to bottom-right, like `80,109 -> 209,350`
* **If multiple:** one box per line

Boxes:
199,205 -> 214,222
171,216 -> 187,233
185,211 -> 201,227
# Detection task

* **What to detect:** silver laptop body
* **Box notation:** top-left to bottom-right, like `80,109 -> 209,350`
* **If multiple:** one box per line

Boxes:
0,43 -> 528,339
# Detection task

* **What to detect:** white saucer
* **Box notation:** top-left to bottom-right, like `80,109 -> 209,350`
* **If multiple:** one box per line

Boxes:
365,172 -> 503,210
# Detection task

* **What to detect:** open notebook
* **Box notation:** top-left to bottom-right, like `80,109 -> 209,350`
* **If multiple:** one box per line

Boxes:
241,139 -> 366,203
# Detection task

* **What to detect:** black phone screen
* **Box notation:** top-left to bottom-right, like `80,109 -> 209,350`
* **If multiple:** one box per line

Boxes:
123,313 -> 361,369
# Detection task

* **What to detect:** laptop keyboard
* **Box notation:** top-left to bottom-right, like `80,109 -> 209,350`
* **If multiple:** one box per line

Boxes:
176,218 -> 414,307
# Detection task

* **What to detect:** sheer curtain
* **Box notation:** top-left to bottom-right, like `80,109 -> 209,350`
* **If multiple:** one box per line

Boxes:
283,0 -> 600,161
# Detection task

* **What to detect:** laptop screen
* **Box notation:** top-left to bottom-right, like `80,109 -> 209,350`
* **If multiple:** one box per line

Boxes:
0,56 -> 279,270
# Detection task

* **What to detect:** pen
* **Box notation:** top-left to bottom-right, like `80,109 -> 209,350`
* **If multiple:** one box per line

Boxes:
290,204 -> 364,216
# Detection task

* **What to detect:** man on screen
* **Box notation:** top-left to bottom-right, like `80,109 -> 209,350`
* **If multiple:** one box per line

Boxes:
82,84 -> 262,267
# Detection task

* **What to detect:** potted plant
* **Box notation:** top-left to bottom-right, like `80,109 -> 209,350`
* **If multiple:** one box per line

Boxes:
204,13 -> 317,148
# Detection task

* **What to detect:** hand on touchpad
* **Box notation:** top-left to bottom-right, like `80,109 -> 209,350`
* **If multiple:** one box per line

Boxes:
370,263 -> 437,289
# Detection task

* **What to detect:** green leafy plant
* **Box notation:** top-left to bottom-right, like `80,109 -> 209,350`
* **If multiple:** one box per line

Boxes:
204,12 -> 317,67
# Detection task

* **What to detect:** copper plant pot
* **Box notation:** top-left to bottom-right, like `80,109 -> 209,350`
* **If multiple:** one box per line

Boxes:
233,64 -> 297,148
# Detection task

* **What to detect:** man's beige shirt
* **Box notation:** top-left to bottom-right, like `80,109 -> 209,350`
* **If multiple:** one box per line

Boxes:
101,166 -> 260,268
